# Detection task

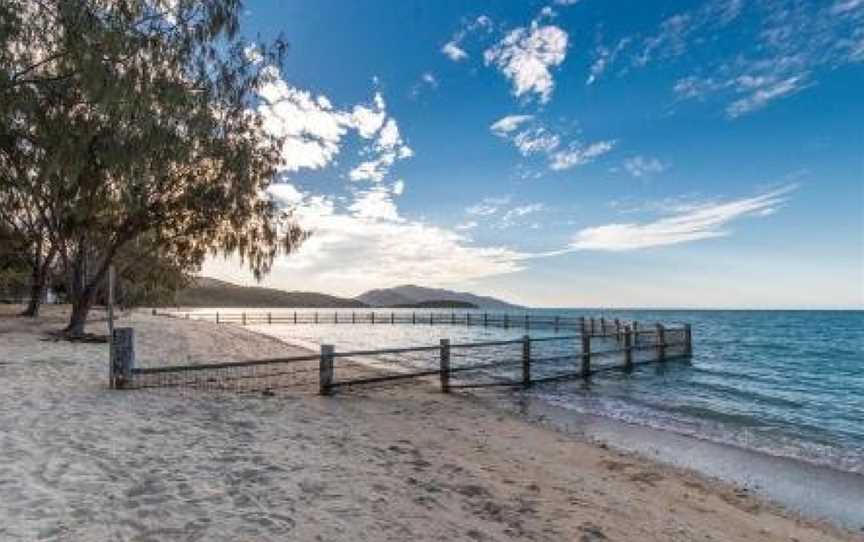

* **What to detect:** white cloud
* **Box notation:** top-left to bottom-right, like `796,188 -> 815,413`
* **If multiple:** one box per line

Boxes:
623,156 -> 667,178
492,116 -> 614,171
466,196 -> 512,216
484,22 -> 568,102
554,0 -> 580,5
570,186 -> 794,251
490,114 -> 534,135
442,41 -> 468,61
392,179 -> 405,195
513,128 -> 560,156
725,76 -> 808,118
550,140 -> 616,170
257,73 -> 409,177
256,184 -> 525,290
463,198 -> 546,230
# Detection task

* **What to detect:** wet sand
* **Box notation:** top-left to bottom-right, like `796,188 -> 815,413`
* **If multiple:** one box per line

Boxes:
0,305 -> 860,541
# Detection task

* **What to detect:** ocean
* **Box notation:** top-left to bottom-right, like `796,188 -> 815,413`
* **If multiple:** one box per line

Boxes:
195,308 -> 864,476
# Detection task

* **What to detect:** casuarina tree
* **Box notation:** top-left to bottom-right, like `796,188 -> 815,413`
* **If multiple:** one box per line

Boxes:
0,0 -> 306,335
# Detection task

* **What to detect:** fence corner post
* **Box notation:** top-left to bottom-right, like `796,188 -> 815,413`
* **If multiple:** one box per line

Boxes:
319,344 -> 334,396
111,327 -> 135,389
440,339 -> 451,393
522,335 -> 531,387
581,333 -> 591,378
656,323 -> 666,361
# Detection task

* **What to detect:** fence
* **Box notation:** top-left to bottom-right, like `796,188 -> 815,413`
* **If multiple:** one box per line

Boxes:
114,314 -> 692,394
155,309 -> 653,336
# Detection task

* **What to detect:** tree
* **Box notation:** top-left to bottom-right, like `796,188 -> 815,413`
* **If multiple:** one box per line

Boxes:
1,1 -> 306,335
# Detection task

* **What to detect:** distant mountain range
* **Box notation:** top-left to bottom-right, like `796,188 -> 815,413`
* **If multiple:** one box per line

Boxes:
176,277 -> 366,308
175,278 -> 521,309
355,284 -> 521,310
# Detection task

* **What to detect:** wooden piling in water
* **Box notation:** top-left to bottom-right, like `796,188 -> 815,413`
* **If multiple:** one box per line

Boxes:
522,335 -> 531,387
440,339 -> 451,393
581,334 -> 591,378
656,323 -> 666,361
684,323 -> 693,356
624,325 -> 633,370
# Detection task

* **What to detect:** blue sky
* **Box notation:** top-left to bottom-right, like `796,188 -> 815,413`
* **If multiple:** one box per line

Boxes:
203,0 -> 864,308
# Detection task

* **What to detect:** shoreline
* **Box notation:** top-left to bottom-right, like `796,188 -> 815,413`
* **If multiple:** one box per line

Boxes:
475,387 -> 864,530
237,313 -> 864,528
1,305 -> 861,541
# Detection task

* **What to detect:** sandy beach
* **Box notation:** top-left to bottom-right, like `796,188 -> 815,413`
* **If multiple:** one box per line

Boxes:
0,305 -> 860,542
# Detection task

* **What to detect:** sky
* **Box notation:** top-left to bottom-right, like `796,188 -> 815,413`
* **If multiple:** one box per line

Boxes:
202,0 -> 864,309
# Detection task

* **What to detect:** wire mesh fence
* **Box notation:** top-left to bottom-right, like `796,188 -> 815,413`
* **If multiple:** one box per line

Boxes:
117,315 -> 692,395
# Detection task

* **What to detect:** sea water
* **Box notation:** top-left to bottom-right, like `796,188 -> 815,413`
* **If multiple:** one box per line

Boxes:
196,308 -> 864,476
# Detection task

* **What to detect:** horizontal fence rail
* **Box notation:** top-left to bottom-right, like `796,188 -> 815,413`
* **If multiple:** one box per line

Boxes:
154,309 -> 684,339
118,314 -> 692,394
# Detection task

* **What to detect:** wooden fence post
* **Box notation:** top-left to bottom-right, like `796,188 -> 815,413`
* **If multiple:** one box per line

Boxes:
111,327 -> 135,389
656,324 -> 666,361
614,319 -> 621,341
314,312 -> 318,324
412,312 -> 416,324
624,325 -> 633,370
334,312 -> 338,324
522,335 -> 531,387
293,311 -> 297,324
319,344 -> 334,396
590,318 -> 595,335
371,312 -> 375,324
632,321 -> 638,346
267,312 -> 272,325
484,312 -> 488,327
216,312 -> 220,324
684,324 -> 693,356
579,317 -> 586,335
504,314 -> 509,329
352,312 -> 356,324
440,339 -> 451,393
242,312 -> 246,326
581,333 -> 591,378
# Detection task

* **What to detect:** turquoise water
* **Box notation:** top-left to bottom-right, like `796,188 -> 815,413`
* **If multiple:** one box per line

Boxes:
531,309 -> 864,474
196,308 -> 863,474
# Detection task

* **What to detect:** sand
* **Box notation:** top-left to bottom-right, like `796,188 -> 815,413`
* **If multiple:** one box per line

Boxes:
0,305 -> 860,542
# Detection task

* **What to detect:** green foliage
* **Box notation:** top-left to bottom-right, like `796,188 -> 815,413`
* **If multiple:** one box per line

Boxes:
0,1 -> 308,331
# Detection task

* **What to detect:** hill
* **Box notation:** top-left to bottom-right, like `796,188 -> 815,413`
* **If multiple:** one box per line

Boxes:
392,300 -> 478,309
355,285 -> 521,310
175,277 -> 367,308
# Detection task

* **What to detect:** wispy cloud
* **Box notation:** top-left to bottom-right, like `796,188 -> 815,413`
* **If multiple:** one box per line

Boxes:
588,0 -> 864,117
463,198 -> 546,230
550,141 -> 616,171
484,21 -> 569,103
569,186 -> 795,251
441,15 -> 494,62
490,114 -> 534,135
491,116 -> 614,171
623,156 -> 667,178
441,42 -> 468,61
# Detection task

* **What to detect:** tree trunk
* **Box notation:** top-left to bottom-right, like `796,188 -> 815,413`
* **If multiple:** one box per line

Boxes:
65,283 -> 97,337
20,246 -> 56,318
